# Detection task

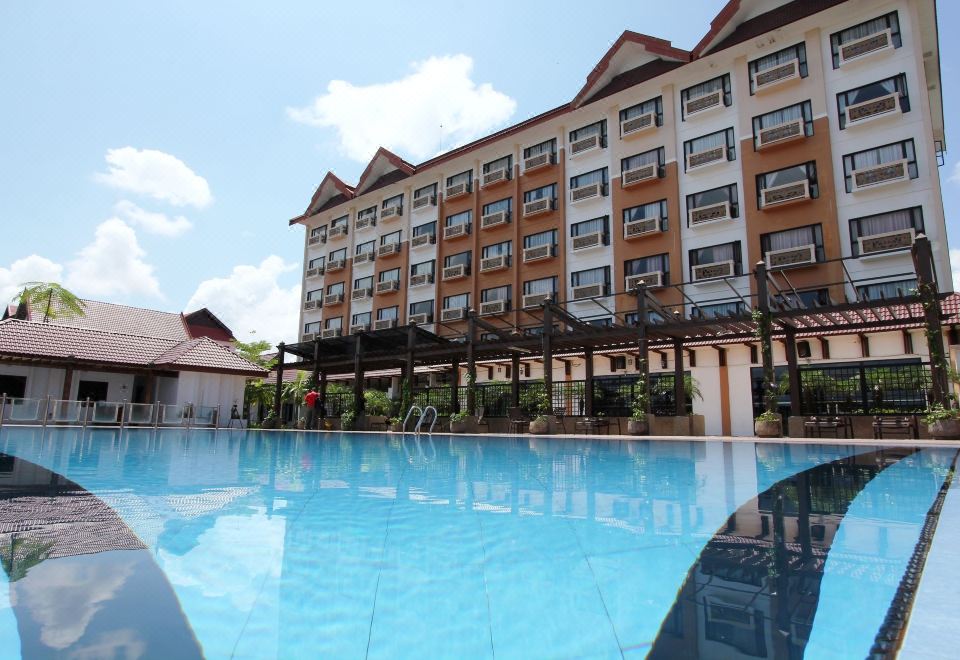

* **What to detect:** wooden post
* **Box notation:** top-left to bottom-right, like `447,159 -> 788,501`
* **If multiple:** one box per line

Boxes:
451,358 -> 461,414
466,314 -> 477,415
912,235 -> 948,405
353,334 -> 364,414
584,348 -> 594,417
273,342 -> 285,417
543,303 -> 553,411
311,339 -> 321,387
784,329 -> 801,417
635,286 -> 650,416
673,339 -> 684,416
61,362 -> 75,402
754,262 -> 777,413
319,371 -> 327,419
511,353 -> 520,408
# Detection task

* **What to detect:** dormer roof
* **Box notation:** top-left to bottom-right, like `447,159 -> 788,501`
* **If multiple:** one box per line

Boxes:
354,147 -> 416,196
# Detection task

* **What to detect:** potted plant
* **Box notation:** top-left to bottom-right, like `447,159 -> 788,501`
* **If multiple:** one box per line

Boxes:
527,388 -> 551,434
261,413 -> 278,430
923,404 -> 960,440
296,417 -> 306,430
341,408 -> 357,431
755,410 -> 782,438
627,390 -> 649,435
449,411 -> 470,433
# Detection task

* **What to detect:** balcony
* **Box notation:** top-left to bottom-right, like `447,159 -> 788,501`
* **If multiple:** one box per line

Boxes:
479,255 -> 509,273
522,197 -> 553,218
688,201 -> 732,227
355,215 -> 376,232
625,271 -> 664,290
377,242 -> 400,258
479,300 -> 508,316
692,260 -> 734,282
482,167 -> 510,188
375,280 -> 399,295
569,182 -> 604,204
523,152 -> 553,173
850,159 -> 909,192
624,217 -> 661,240
440,307 -> 466,323
760,180 -> 810,209
326,259 -> 345,273
757,119 -> 805,149
445,181 -> 471,200
684,90 -> 723,117
409,273 -> 434,288
838,29 -> 893,66
412,194 -> 436,211
766,244 -> 816,269
329,225 -> 348,240
522,245 -> 554,263
570,133 -> 603,156
858,229 -> 915,256
410,233 -> 436,249
621,163 -> 659,188
571,283 -> 605,300
620,111 -> 656,138
522,292 -> 552,308
324,293 -> 343,306
846,93 -> 900,126
442,264 -> 468,281
351,288 -> 372,301
380,204 -> 402,221
571,231 -> 605,252
372,318 -> 398,331
408,313 -> 431,325
320,328 -> 342,339
480,210 -> 509,230
353,251 -> 375,266
443,223 -> 470,241
752,58 -> 800,93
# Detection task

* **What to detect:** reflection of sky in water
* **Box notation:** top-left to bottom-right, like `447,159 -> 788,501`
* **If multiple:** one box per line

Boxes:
0,428 -> 953,658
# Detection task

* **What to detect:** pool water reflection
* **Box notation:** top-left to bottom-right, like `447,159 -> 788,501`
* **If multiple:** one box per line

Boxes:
0,428 -> 954,659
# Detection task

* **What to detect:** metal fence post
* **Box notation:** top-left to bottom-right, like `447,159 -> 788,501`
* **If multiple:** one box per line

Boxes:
186,402 -> 192,430
215,405 -> 221,429
42,395 -> 50,428
120,398 -> 127,429
154,400 -> 161,429
0,394 -> 6,429
82,397 -> 90,428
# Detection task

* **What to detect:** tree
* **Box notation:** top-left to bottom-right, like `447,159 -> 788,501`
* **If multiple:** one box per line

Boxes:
233,339 -> 276,369
282,371 -> 310,420
244,379 -> 273,421
16,282 -> 86,323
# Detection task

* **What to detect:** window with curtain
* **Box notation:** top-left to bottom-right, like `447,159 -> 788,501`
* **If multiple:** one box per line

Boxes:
837,74 -> 909,128
856,278 -> 917,301
444,251 -> 471,268
760,224 -> 824,261
523,276 -> 557,295
756,162 -> 818,205
482,241 -> 512,258
523,229 -> 558,249
483,155 -> 512,173
571,216 -> 608,238
773,288 -> 830,309
355,240 -> 375,255
352,312 -> 371,326
569,120 -> 606,142
446,170 -> 472,187
524,139 -> 556,158
849,207 -> 923,256
483,198 -> 512,215
326,282 -> 344,296
620,96 -> 663,125
329,248 -> 347,262
747,43 -> 807,93
622,147 -> 665,173
409,300 -> 433,317
830,12 -> 901,68
414,183 -> 437,200
684,128 -> 735,169
443,293 -> 469,310
693,302 -> 748,319
308,256 -> 325,269
331,215 -> 349,229
304,321 -> 321,333
687,184 -> 738,220
306,288 -> 322,302
413,221 -> 436,237
625,254 -> 670,280
411,260 -> 435,276
481,286 -> 511,303
524,184 -> 556,202
752,101 -> 814,148
623,200 -> 668,231
570,168 -> 608,189
382,194 -> 403,209
354,276 -> 373,290
571,266 -> 610,288
689,242 -> 742,275
445,210 -> 472,227
378,268 -> 400,282
358,205 -> 377,220
842,140 -> 917,192
310,225 -> 327,239
325,316 -> 342,330
377,306 -> 399,321
381,230 -> 401,246
681,74 -> 732,118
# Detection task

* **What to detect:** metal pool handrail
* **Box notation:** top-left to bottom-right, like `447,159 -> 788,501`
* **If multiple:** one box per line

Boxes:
402,405 -> 423,432
415,406 -> 438,434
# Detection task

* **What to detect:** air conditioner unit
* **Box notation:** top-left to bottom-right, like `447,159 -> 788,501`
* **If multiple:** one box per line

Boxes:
621,163 -> 658,187
479,300 -> 508,316
705,600 -> 756,630
760,180 -> 810,208
301,332 -> 316,342
858,228 -> 915,255
570,133 -> 602,155
351,288 -> 372,301
688,201 -> 732,226
440,307 -> 466,322
522,292 -> 552,308
355,215 -> 375,231
692,260 -> 734,282
372,318 -> 398,330
324,293 -> 343,306
625,271 -> 663,290
410,233 -> 436,249
329,225 -> 348,239
756,119 -> 805,148
350,323 -> 369,335
623,217 -> 660,239
479,255 -> 508,272
445,181 -> 470,199
838,28 -> 893,66
442,264 -> 467,281
571,283 -> 604,300
684,89 -> 723,117
569,182 -> 603,203
353,251 -> 374,265
482,167 -> 509,187
380,205 -> 401,221
481,210 -> 509,229
752,58 -> 800,92
303,300 -> 318,311
308,235 -> 323,246
409,273 -> 434,287
522,197 -> 553,217
686,145 -> 726,170
320,328 -> 342,339
766,244 -> 816,269
375,280 -> 399,294
572,231 -> 604,251
845,92 -> 900,126
443,223 -> 470,240
850,159 -> 909,191
326,259 -> 345,272
377,242 -> 400,258
305,267 -> 321,279
522,245 -> 553,262
412,194 -> 436,210
620,111 -> 656,137
408,313 -> 430,325
523,151 -> 553,172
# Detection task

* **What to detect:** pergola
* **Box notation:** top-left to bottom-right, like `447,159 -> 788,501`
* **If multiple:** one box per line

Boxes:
274,236 -> 954,421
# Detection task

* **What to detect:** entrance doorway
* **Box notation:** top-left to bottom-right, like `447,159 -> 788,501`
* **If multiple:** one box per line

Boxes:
76,380 -> 109,402
0,375 -> 27,398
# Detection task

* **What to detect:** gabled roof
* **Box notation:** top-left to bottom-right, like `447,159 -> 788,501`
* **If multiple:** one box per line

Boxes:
353,147 -> 416,196
293,172 -> 355,224
183,308 -> 235,342
29,299 -> 190,341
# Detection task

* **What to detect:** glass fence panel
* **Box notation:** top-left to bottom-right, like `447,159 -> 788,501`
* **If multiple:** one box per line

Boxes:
92,401 -> 123,424
126,403 -> 156,425
8,398 -> 42,422
51,399 -> 84,423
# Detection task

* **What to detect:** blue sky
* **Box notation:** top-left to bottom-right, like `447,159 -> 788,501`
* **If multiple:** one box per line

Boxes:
1,1 -> 956,343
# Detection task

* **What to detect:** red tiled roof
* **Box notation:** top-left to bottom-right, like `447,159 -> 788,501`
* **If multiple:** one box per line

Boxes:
37,299 -> 190,341
0,319 -> 265,376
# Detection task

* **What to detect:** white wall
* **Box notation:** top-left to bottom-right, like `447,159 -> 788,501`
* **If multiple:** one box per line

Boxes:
175,371 -> 246,426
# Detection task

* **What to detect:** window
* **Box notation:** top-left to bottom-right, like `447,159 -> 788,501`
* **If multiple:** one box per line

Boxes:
842,140 -> 917,192
570,168 -> 608,190
752,101 -> 813,149
411,260 -> 435,277
569,120 -> 606,145
352,312 -> 371,326
482,241 -> 512,259
305,288 -> 323,302
684,129 -> 735,170
693,302 -> 748,319
609,356 -> 627,371
325,316 -> 342,330
623,200 -> 668,232
483,198 -> 512,216
413,221 -> 436,237
446,170 -> 472,188
620,97 -> 663,131
587,317 -> 612,328
571,216 -> 609,241
523,229 -> 558,250
524,139 -> 556,159
356,240 -> 375,255
354,276 -> 373,291
837,74 -> 909,129
624,310 -> 666,325
445,210 -> 472,228
308,256 -> 325,269
444,251 -> 471,269
747,43 -> 807,93
856,278 -> 917,301
524,183 -> 556,202
483,155 -> 512,173
304,321 -> 321,334
622,147 -> 665,175
358,205 -> 377,221
329,247 -> 347,262
377,306 -> 398,321
760,224 -> 825,262
382,193 -> 403,209
310,225 -> 327,239
686,184 -> 739,224
414,183 -> 436,200
524,276 -> 557,295
756,162 -> 818,207
443,293 -> 469,310
571,267 -> 610,290
409,300 -> 434,318
681,74 -> 731,119
830,12 -> 901,68
481,285 -> 511,303
326,282 -> 344,297
773,288 -> 830,309
379,268 -> 400,282
849,207 -> 924,257
331,215 -> 348,229
689,242 -> 743,278
625,253 -> 670,283
381,230 -> 401,246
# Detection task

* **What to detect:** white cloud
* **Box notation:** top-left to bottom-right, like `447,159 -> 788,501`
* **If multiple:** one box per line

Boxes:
95,147 -> 213,208
66,218 -> 162,298
185,256 -> 301,344
115,200 -> 192,237
950,161 -> 960,185
951,249 -> 960,292
0,255 -> 64,307
287,54 -> 517,162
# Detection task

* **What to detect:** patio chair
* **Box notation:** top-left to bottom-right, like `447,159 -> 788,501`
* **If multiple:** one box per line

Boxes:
507,407 -> 528,434
552,408 -> 567,434
803,416 -> 851,439
475,406 -> 490,433
873,415 -> 918,440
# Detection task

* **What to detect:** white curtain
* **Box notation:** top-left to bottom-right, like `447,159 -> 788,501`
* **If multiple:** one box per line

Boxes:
624,149 -> 660,170
686,77 -> 722,99
755,46 -> 800,71
857,210 -> 914,237
525,185 -> 554,201
572,217 -> 606,236
525,231 -> 555,248
445,294 -> 468,309
446,210 -> 471,227
696,243 -> 735,265
525,278 -> 556,295
767,227 -> 814,251
484,199 -> 511,214
572,169 -> 606,188
482,287 -> 509,303
839,17 -> 888,43
380,269 -> 400,282
758,104 -> 804,129
483,242 -> 511,258
851,143 -> 903,169
379,307 -> 398,321
688,130 -> 728,155
573,267 -> 608,286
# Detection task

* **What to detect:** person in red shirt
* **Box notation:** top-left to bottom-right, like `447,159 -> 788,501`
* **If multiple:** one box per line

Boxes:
304,388 -> 319,429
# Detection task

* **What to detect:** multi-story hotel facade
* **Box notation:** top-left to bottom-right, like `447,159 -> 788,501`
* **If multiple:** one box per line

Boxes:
288,0 -> 951,435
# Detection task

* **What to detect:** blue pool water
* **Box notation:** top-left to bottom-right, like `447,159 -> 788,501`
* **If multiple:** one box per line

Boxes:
0,427 -> 954,658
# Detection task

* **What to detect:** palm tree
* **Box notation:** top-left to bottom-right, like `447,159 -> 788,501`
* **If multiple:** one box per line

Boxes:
17,282 -> 86,323
244,379 -> 273,421
282,371 -> 310,421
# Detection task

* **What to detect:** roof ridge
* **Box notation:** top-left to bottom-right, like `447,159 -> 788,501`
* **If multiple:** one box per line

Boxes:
2,317 -> 180,344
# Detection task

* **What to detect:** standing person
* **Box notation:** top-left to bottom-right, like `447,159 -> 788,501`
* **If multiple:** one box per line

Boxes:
304,388 -> 319,429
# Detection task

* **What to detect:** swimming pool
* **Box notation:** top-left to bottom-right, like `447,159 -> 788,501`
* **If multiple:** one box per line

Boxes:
0,428 -> 954,658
